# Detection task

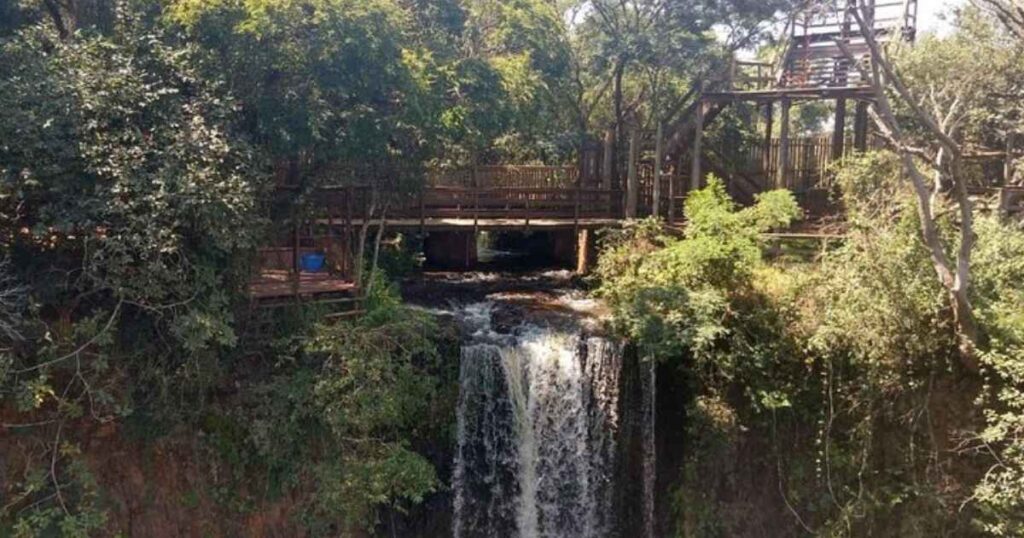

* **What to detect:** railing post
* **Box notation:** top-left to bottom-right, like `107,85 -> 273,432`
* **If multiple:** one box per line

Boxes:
419,188 -> 425,236
327,198 -> 334,270
525,193 -> 531,232
668,157 -> 677,225
603,129 -> 615,217
763,101 -> 774,174
690,98 -> 705,192
345,185 -> 353,277
627,128 -> 639,218
471,165 -> 479,233
291,210 -> 300,296
574,179 -> 581,234
653,121 -> 664,218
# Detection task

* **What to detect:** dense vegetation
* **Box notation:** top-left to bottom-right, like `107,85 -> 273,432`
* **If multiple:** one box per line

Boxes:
1,0 -> 1023,536
595,163 -> 1024,534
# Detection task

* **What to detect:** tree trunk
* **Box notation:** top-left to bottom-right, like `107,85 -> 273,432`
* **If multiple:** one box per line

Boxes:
354,189 -> 378,291
364,201 -> 390,298
835,10 -> 981,373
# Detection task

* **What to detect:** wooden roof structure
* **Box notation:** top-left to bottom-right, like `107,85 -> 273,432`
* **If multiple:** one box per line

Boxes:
705,0 -> 919,102
690,0 -> 919,198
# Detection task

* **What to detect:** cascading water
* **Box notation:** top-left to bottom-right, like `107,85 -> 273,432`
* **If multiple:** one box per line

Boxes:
451,300 -> 624,538
641,356 -> 657,538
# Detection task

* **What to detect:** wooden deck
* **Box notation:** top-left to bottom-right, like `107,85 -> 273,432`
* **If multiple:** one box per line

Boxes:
248,270 -> 356,300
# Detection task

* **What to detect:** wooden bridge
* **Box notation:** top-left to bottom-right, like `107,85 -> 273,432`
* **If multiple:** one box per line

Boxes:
248,165 -> 638,302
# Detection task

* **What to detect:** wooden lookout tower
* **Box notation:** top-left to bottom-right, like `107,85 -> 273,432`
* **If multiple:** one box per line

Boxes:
692,0 -> 919,209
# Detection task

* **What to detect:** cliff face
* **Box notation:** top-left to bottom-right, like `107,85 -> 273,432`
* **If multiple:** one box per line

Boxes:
0,423 -> 300,537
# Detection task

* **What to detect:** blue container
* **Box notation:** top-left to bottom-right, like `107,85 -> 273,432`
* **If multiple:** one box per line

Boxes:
300,252 -> 326,272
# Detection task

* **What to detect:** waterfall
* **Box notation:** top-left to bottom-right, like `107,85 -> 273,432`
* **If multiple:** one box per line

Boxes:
451,302 -> 623,538
641,356 -> 657,538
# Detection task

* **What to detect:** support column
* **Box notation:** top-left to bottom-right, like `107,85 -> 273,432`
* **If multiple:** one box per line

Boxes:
777,99 -> 791,189
575,228 -> 595,274
832,97 -> 847,160
652,121 -> 664,218
690,99 -> 705,191
854,100 -> 869,152
626,128 -> 639,218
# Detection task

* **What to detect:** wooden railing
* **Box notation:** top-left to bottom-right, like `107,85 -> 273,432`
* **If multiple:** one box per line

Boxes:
426,165 -> 581,189
299,165 -> 622,223
311,184 -> 622,223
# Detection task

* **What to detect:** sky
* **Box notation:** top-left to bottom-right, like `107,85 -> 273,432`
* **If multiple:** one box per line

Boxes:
919,0 -> 965,36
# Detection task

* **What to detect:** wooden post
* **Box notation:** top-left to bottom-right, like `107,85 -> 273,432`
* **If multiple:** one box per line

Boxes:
1006,134 -> 1018,186
345,186 -> 353,277
574,176 -> 581,235
471,165 -> 479,235
668,154 -> 678,225
690,99 -> 705,191
653,121 -> 664,218
854,100 -> 869,152
777,99 -> 791,189
763,101 -> 774,173
327,201 -> 335,270
832,97 -> 846,160
626,129 -> 639,218
602,129 -> 615,216
291,212 -> 300,295
525,194 -> 531,232
418,188 -> 425,236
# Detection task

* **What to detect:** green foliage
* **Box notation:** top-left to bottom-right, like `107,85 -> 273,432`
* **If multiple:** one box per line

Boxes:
206,282 -> 455,535
0,20 -> 266,532
596,160 -> 1024,536
970,217 -> 1024,535
596,176 -> 800,365
4,444 -> 108,538
168,0 -> 431,173
892,8 -> 1024,151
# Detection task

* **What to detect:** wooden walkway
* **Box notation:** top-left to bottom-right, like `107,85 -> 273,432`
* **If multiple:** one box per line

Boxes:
249,270 -> 357,300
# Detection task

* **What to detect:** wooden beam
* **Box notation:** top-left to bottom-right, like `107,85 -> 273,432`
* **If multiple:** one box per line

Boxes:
690,100 -> 705,191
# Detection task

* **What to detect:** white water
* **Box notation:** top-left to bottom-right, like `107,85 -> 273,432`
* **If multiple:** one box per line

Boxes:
451,301 -> 624,538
